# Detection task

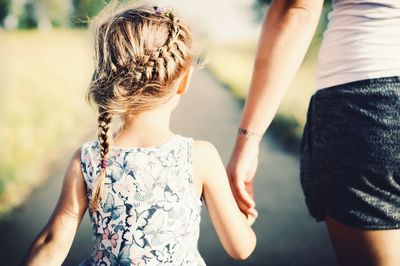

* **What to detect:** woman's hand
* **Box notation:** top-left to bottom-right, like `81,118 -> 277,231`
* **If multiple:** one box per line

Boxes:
227,134 -> 260,214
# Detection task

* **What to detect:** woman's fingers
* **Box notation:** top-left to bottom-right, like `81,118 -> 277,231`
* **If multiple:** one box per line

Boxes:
245,180 -> 254,199
227,163 -> 258,212
227,136 -> 260,213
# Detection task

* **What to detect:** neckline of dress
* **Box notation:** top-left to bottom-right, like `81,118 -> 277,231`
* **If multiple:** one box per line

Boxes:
108,134 -> 181,151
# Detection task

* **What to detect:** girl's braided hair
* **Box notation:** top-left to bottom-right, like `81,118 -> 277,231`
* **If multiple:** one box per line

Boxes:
87,3 -> 193,210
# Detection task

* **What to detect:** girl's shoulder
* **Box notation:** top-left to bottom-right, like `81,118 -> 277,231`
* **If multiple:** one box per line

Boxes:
192,140 -> 223,181
79,140 -> 101,167
192,140 -> 220,158
81,139 -> 99,152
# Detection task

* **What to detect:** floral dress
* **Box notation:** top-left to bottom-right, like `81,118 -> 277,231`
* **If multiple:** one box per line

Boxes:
79,135 -> 205,266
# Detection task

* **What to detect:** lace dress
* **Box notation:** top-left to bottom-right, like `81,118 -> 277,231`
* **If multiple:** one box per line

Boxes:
79,135 -> 205,265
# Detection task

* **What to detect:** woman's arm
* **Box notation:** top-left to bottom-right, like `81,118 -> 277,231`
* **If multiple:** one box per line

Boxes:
193,141 -> 257,260
21,149 -> 88,266
227,0 -> 324,212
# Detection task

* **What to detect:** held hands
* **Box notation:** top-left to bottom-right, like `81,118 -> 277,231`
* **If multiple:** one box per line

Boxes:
246,207 -> 258,226
227,133 -> 260,224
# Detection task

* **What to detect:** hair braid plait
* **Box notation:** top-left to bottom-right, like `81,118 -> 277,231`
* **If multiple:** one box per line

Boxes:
166,13 -> 181,49
161,13 -> 191,78
89,109 -> 113,210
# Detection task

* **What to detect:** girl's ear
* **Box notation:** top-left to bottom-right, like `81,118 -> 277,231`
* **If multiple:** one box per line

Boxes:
176,67 -> 193,95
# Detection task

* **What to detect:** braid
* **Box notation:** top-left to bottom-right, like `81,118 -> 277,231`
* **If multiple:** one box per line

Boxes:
166,13 -> 181,49
163,13 -> 190,78
126,12 -> 189,83
89,109 -> 112,210
87,4 -> 194,155
129,13 -> 189,83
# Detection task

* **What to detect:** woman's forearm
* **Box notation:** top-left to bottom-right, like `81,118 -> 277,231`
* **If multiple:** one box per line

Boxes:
240,0 -> 323,136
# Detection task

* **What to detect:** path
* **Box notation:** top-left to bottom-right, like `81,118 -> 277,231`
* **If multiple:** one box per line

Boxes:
0,70 -> 337,266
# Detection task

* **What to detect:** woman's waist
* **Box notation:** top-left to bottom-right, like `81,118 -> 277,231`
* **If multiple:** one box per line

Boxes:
316,3 -> 400,86
316,35 -> 400,89
319,4 -> 400,69
318,23 -> 400,66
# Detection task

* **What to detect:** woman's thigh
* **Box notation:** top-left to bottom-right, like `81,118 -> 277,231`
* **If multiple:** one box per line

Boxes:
325,214 -> 400,266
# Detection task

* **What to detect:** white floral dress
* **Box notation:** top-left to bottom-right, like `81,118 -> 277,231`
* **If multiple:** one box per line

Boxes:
79,135 -> 205,266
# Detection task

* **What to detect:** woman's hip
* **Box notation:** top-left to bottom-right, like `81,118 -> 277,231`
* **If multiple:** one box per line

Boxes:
300,76 -> 400,229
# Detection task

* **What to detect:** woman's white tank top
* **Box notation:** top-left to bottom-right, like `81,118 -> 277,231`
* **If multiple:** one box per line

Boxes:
316,0 -> 400,90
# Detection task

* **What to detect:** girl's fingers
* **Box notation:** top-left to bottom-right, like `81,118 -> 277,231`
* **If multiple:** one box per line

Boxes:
246,208 -> 258,226
237,181 -> 256,209
247,208 -> 258,218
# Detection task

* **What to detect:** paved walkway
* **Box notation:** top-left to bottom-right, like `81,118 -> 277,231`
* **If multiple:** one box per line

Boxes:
0,70 -> 337,266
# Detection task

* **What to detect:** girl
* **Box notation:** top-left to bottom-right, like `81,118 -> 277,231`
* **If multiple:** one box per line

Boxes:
22,4 -> 257,266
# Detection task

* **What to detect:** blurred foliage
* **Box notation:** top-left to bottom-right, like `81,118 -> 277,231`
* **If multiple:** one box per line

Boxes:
0,0 -> 131,29
2,0 -> 73,29
18,1 -> 37,28
0,0 -> 10,26
71,0 -> 112,28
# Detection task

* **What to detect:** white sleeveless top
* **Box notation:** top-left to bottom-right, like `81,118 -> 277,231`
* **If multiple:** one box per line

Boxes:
79,135 -> 205,266
316,0 -> 400,90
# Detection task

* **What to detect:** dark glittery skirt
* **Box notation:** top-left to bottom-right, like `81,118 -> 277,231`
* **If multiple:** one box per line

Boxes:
300,76 -> 400,229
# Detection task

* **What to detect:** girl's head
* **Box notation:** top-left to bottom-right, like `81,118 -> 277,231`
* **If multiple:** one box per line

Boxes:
87,4 -> 194,210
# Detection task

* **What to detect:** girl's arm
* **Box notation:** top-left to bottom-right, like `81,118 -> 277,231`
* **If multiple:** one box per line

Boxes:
21,149 -> 88,266
193,141 -> 257,260
227,0 -> 324,212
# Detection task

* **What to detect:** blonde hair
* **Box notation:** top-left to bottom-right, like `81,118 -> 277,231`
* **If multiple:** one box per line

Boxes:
87,3 -> 193,210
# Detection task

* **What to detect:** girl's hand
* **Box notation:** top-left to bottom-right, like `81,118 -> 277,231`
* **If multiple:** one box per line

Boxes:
227,134 -> 260,213
194,140 -> 256,260
246,208 -> 258,226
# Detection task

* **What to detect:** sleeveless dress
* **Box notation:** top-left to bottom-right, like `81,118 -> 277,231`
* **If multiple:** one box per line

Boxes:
79,135 -> 206,266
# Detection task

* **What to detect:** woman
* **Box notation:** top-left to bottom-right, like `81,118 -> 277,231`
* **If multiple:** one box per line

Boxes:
227,0 -> 400,265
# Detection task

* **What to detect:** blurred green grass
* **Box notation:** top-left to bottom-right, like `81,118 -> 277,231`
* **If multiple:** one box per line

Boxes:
208,37 -> 322,148
0,30 -> 96,217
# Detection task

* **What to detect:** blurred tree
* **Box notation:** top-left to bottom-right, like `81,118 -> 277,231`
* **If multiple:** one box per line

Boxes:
34,0 -> 73,29
2,0 -> 72,29
71,0 -> 112,28
0,0 -> 10,26
18,1 -> 37,29
1,0 -> 134,29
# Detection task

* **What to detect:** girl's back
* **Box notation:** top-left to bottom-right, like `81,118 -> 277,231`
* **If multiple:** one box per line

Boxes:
80,135 -> 205,265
